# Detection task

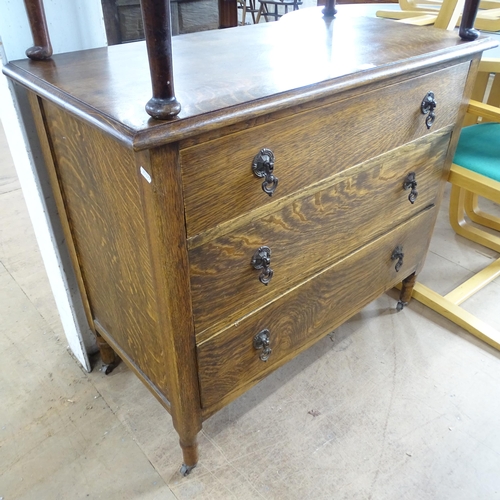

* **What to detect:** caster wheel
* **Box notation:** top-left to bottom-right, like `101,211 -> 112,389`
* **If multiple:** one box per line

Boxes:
180,463 -> 196,476
101,363 -> 115,375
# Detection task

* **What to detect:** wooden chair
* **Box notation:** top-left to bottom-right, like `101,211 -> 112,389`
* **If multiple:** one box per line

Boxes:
386,0 -> 500,350
256,0 -> 303,22
409,59 -> 500,351
377,0 -> 500,31
237,0 -> 259,24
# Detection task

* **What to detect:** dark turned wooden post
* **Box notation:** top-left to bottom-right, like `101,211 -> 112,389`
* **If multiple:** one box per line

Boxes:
218,0 -> 238,28
139,0 -> 181,120
24,0 -> 53,60
459,0 -> 481,40
322,0 -> 337,18
100,0 -> 122,46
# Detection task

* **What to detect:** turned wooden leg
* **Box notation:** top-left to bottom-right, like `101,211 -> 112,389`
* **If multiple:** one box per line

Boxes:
95,332 -> 120,374
179,434 -> 199,476
397,272 -> 417,311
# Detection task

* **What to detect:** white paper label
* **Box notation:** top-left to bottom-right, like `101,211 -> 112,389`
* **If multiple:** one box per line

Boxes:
140,166 -> 152,183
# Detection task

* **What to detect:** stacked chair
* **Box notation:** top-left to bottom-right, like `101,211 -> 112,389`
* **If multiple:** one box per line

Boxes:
386,0 -> 500,350
377,0 -> 500,31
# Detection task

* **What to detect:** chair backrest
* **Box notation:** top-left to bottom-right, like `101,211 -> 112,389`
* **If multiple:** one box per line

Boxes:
378,0 -> 500,31
433,0 -> 466,28
395,0 -> 466,27
463,58 -> 500,124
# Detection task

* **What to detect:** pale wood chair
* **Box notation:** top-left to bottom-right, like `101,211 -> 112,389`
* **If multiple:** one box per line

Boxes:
409,58 -> 500,351
377,0 -> 500,31
256,0 -> 303,22
238,0 -> 259,24
388,0 -> 500,351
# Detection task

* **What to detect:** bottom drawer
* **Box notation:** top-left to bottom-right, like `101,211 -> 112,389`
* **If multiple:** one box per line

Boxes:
197,207 -> 437,413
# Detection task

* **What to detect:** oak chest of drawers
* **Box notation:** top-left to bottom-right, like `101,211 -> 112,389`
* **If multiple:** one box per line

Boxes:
4,7 -> 495,473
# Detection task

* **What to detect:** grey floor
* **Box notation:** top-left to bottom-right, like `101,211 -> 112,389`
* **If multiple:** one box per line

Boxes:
1,114 -> 500,499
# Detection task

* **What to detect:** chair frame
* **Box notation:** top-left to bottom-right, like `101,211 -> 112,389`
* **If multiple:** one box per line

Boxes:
403,58 -> 500,352
255,0 -> 303,23
377,0 -> 500,31
237,0 -> 259,25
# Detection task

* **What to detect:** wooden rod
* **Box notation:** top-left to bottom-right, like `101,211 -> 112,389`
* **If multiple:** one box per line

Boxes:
140,0 -> 181,120
459,0 -> 481,40
23,0 -> 53,60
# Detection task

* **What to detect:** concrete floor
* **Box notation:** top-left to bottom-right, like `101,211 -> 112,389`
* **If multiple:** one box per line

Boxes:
1,114 -> 500,500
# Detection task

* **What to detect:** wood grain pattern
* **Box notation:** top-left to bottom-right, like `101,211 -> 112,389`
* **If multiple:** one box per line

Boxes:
93,319 -> 172,413
136,145 -> 202,469
198,207 -> 438,413
27,93 -> 96,333
181,63 -> 468,237
3,15 -> 495,148
5,13 -> 491,469
190,130 -> 451,337
41,100 -> 167,396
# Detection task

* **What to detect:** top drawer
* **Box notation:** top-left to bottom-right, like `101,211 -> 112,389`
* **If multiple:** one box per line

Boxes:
180,62 -> 469,237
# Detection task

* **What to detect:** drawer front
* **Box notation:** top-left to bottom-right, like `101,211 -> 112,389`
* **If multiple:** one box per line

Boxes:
197,206 -> 437,412
189,130 -> 450,335
181,62 -> 468,237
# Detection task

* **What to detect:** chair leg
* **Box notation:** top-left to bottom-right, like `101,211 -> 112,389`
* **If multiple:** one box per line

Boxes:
464,190 -> 500,231
257,3 -> 271,22
409,282 -> 500,351
449,184 -> 500,253
256,4 -> 263,22
249,0 -> 257,23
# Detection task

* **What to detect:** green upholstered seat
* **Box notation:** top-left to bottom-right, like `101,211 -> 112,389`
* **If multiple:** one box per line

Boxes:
453,122 -> 500,182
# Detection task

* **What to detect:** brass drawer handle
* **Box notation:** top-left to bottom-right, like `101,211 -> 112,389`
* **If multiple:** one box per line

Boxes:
391,245 -> 404,272
403,172 -> 418,204
421,91 -> 437,129
253,329 -> 272,362
251,246 -> 274,285
252,148 -> 278,196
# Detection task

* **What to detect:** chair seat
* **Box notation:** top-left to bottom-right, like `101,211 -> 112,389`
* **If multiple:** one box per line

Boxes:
454,122 -> 500,182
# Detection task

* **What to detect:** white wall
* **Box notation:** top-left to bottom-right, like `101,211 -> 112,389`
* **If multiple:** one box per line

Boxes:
0,0 -> 108,371
0,0 -> 107,61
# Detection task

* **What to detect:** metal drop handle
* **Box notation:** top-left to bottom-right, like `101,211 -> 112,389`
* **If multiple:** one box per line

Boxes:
403,172 -> 418,204
391,245 -> 404,272
251,246 -> 274,285
421,91 -> 437,130
253,329 -> 272,362
252,148 -> 279,196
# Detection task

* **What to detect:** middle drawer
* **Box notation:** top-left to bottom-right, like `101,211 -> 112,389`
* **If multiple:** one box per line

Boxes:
189,130 -> 451,336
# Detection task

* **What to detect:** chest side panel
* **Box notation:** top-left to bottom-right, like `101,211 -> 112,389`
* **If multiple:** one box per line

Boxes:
40,100 -> 167,395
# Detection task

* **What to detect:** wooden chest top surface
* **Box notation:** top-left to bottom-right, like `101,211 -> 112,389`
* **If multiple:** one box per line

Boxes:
4,9 -> 495,148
